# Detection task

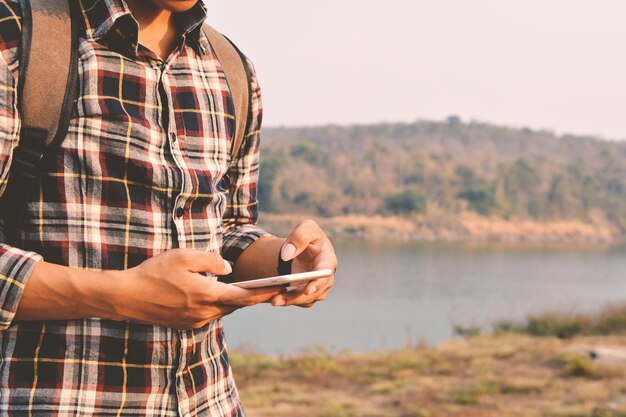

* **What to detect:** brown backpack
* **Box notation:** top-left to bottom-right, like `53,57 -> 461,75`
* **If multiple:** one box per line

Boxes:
0,0 -> 253,244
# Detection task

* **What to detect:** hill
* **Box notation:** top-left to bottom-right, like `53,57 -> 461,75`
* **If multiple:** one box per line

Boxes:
257,118 -> 626,243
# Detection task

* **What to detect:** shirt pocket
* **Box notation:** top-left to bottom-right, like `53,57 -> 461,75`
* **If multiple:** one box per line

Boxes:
70,45 -> 173,206
75,44 -> 157,125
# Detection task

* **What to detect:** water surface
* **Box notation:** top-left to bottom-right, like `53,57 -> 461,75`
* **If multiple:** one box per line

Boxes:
224,239 -> 626,354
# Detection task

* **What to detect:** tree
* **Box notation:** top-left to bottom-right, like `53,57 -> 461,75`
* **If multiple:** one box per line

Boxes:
384,190 -> 427,214
457,187 -> 497,215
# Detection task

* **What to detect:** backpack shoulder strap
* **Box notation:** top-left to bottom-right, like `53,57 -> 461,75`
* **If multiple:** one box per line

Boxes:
18,0 -> 78,147
201,24 -> 252,161
0,0 -> 79,243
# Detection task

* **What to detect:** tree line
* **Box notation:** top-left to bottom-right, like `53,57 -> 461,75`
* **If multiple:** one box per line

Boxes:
257,118 -> 626,231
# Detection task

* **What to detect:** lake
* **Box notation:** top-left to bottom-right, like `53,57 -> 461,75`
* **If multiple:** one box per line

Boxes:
223,238 -> 626,354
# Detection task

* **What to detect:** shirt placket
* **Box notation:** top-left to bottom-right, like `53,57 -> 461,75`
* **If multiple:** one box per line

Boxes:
155,55 -> 196,417
157,60 -> 190,248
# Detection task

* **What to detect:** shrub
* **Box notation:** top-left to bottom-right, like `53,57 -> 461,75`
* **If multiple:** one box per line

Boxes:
525,314 -> 590,338
452,324 -> 482,338
457,187 -> 497,215
563,354 -> 596,378
494,303 -> 626,338
384,190 -> 427,214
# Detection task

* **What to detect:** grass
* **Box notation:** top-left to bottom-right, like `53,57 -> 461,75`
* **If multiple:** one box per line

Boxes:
495,303 -> 626,338
233,305 -> 626,417
234,333 -> 626,417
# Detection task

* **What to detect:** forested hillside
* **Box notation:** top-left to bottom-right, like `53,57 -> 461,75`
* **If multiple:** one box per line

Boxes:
258,118 -> 626,234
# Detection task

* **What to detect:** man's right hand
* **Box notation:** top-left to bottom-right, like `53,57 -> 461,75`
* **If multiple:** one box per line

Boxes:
110,249 -> 282,329
15,249 -> 282,330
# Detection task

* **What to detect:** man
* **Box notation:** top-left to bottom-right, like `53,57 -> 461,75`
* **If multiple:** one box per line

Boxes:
0,0 -> 337,415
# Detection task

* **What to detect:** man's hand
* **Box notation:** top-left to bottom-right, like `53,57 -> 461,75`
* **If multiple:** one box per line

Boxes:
16,249 -> 281,329
270,219 -> 338,308
108,249 -> 283,329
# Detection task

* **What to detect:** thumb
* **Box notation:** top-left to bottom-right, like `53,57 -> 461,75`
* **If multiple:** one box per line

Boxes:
186,250 -> 232,275
281,219 -> 322,261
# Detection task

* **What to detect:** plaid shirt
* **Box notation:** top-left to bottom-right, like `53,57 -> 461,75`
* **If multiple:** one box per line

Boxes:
0,0 -> 272,415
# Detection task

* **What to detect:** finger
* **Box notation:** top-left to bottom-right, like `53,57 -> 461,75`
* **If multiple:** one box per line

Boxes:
218,283 -> 284,307
272,287 -> 317,307
308,283 -> 332,301
212,305 -> 240,320
301,248 -> 337,296
303,266 -> 336,296
316,287 -> 331,301
272,275 -> 333,306
311,246 -> 339,271
300,245 -> 338,295
193,306 -> 240,329
302,276 -> 330,296
281,219 -> 323,261
183,250 -> 232,275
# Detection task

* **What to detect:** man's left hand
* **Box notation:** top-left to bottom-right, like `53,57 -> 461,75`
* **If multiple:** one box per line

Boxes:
270,219 -> 338,308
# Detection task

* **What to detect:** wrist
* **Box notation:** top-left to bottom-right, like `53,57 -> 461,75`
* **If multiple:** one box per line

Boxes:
230,235 -> 286,281
69,267 -> 127,321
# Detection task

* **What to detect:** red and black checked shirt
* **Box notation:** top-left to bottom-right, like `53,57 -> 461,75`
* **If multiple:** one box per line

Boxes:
0,0 -> 272,415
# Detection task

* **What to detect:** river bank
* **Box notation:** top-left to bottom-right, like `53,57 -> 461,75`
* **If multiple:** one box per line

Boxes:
232,333 -> 626,417
258,213 -> 624,245
232,304 -> 626,416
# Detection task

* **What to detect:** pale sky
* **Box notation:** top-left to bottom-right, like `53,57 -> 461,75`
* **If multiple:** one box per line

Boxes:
205,1 -> 626,140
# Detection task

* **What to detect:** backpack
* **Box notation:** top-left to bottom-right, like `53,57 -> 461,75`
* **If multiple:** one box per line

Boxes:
0,0 -> 253,244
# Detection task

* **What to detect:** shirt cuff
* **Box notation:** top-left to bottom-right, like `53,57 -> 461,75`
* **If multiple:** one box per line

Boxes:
0,244 -> 43,330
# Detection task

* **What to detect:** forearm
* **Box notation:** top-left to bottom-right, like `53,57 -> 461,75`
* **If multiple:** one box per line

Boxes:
13,261 -> 121,322
13,249 -> 280,330
230,235 -> 285,282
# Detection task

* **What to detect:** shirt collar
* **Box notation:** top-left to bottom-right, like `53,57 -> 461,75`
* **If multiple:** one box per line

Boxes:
78,0 -> 208,57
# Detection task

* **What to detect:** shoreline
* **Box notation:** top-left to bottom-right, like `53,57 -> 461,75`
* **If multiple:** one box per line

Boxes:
258,213 -> 625,246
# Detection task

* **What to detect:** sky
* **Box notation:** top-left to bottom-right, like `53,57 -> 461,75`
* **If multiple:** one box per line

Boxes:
204,1 -> 626,140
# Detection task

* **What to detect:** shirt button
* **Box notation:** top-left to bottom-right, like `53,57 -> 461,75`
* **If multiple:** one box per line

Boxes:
170,132 -> 177,142
175,207 -> 185,218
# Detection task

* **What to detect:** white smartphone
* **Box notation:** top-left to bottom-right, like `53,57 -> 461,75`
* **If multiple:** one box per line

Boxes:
231,269 -> 334,289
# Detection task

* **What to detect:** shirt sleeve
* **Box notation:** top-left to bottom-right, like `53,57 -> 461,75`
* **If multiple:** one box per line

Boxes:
221,56 -> 276,270
0,1 -> 44,331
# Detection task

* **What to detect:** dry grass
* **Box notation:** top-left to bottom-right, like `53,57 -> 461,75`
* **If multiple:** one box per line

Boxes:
232,333 -> 626,417
258,212 -> 622,244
